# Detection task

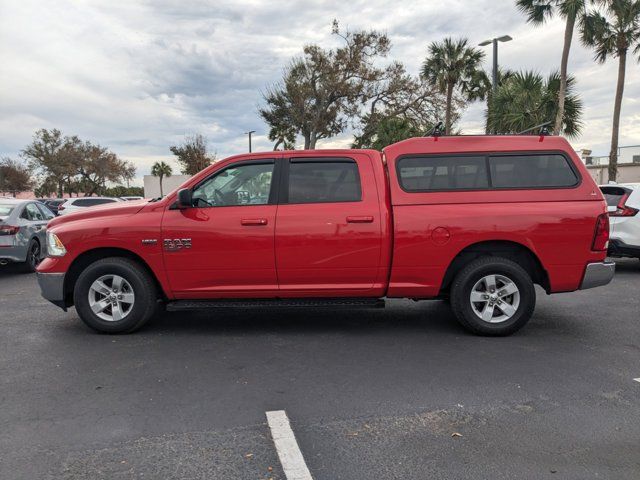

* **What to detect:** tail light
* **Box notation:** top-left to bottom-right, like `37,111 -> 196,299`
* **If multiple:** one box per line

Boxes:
610,192 -> 638,217
0,225 -> 20,236
592,213 -> 610,251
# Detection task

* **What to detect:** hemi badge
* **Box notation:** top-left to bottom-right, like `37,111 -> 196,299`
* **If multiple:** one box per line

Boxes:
141,239 -> 158,245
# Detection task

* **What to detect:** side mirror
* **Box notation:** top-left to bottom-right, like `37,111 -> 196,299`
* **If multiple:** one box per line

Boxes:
176,188 -> 193,209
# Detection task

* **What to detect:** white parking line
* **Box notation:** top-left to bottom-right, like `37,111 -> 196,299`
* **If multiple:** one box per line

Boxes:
634,378 -> 640,384
266,410 -> 313,480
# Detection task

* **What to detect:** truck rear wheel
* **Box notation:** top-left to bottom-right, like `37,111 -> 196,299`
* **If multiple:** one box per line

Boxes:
450,256 -> 535,336
73,257 -> 158,333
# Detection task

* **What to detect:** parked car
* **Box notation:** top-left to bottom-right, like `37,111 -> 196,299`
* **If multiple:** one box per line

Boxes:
57,197 -> 123,215
600,183 -> 640,259
43,199 -> 67,216
37,134 -> 613,335
0,199 -> 55,271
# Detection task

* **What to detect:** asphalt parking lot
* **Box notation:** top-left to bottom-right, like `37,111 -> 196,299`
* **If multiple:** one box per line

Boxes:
1,260 -> 639,480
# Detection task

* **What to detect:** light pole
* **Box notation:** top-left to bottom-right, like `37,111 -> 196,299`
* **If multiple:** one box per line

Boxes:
244,130 -> 256,153
478,35 -> 512,93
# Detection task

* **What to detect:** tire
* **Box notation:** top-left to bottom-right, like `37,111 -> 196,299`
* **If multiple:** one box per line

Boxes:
450,256 -> 536,336
73,257 -> 158,333
23,239 -> 42,273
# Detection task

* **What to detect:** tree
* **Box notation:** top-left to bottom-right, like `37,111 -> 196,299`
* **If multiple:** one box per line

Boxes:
260,20 -> 394,149
169,134 -> 214,175
421,38 -> 487,135
353,63 -> 448,148
355,117 -> 423,150
22,129 -> 136,197
487,71 -> 583,136
484,68 -> 515,133
582,0 -> 640,181
0,158 -> 34,196
22,129 -> 73,197
517,0 -> 587,135
151,161 -> 172,197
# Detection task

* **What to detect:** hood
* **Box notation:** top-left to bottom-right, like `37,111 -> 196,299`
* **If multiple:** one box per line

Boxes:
48,200 -> 148,228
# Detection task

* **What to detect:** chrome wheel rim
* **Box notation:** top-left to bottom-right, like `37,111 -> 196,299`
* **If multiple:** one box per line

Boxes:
88,274 -> 135,322
470,274 -> 520,324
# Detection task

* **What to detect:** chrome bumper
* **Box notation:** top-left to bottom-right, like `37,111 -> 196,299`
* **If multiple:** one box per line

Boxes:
580,261 -> 615,290
36,272 -> 67,309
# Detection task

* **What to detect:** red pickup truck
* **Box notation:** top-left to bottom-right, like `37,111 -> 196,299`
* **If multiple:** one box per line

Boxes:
37,135 -> 614,335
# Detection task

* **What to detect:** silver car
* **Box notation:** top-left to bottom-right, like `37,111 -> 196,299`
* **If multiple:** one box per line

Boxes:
0,199 -> 54,271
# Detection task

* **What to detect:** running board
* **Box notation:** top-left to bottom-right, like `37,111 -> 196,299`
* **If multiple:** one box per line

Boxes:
166,298 -> 385,311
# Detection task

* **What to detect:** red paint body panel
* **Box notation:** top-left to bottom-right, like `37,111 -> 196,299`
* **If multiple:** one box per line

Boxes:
38,135 -> 607,303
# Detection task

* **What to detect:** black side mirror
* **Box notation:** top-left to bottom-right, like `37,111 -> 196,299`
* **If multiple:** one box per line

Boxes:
176,188 -> 193,209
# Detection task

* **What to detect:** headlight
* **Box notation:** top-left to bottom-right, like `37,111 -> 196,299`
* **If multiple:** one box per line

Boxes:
47,231 -> 67,257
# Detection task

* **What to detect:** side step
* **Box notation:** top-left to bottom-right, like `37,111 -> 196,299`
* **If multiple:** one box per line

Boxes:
166,297 -> 385,311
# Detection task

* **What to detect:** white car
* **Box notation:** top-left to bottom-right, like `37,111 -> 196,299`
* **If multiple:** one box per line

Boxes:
57,197 -> 123,216
600,183 -> 640,259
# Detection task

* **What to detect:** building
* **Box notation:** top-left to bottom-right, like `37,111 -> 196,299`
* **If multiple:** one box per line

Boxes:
580,145 -> 640,185
143,174 -> 190,198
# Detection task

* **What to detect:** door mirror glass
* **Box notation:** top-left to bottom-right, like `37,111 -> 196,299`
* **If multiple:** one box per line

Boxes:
177,188 -> 193,209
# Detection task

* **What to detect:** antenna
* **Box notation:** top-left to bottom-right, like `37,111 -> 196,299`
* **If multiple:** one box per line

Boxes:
427,121 -> 444,137
517,121 -> 552,135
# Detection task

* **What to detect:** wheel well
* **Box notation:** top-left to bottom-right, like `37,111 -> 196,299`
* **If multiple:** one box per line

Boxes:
63,248 -> 166,306
439,241 -> 550,295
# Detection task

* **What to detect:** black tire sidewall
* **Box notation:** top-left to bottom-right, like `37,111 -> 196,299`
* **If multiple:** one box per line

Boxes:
23,239 -> 40,273
451,258 -> 536,336
73,259 -> 155,333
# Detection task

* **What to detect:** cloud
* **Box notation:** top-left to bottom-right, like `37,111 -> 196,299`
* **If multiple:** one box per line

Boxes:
0,0 -> 637,184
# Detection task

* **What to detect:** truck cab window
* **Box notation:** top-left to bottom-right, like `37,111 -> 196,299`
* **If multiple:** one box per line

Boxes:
288,160 -> 361,203
192,162 -> 274,207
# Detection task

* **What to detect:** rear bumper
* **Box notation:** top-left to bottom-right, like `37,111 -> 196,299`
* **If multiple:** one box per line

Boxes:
608,239 -> 640,258
580,261 -> 615,290
36,272 -> 67,309
0,245 -> 28,263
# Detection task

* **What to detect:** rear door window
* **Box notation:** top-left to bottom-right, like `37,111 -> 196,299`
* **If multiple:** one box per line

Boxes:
21,203 -> 44,221
489,154 -> 578,188
36,203 -> 55,220
287,159 -> 361,203
397,156 -> 488,191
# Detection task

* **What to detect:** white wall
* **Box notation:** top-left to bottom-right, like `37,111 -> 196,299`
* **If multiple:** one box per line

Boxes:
143,174 -> 190,198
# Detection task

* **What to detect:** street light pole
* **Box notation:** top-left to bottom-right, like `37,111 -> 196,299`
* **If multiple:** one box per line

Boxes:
244,130 -> 256,153
478,35 -> 512,93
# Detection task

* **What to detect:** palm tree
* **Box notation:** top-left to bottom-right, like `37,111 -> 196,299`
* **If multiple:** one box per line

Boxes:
516,1 -> 587,136
581,0 -> 640,182
485,68 -> 516,133
151,161 -> 172,197
421,38 -> 486,134
487,71 -> 583,137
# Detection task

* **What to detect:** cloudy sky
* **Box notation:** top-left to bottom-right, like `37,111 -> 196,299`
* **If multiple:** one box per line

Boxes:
1,0 -> 638,184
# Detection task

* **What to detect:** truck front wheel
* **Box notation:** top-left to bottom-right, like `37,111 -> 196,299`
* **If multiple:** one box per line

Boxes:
450,256 -> 536,336
73,257 -> 158,333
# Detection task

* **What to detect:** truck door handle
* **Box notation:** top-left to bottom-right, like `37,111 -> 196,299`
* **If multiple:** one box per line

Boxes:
346,216 -> 374,223
241,218 -> 268,226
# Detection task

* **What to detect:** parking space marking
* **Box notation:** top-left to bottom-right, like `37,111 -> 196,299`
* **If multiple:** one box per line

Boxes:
266,410 -> 313,480
634,378 -> 640,384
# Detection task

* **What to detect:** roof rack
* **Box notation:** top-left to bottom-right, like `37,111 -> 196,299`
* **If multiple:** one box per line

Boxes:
517,121 -> 552,136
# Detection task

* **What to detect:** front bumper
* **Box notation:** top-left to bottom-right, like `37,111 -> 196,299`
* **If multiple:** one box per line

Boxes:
36,272 -> 67,309
580,261 -> 615,290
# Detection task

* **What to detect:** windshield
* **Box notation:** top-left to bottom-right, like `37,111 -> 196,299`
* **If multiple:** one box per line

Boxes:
0,205 -> 15,216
